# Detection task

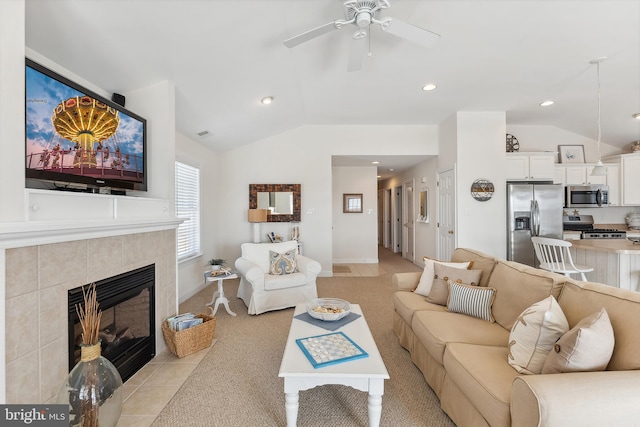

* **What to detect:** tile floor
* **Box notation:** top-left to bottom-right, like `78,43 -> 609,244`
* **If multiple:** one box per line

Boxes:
115,341 -> 215,427
331,263 -> 386,277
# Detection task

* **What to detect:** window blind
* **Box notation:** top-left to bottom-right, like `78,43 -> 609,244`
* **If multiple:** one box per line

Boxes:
175,161 -> 201,261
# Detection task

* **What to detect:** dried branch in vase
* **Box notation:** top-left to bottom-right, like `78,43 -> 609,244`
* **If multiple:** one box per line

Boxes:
76,283 -> 102,346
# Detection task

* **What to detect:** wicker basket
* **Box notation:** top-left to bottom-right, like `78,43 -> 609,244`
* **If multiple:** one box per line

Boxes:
162,307 -> 216,358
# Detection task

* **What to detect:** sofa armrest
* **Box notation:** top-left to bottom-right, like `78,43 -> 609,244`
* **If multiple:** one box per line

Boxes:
511,371 -> 640,427
392,272 -> 422,292
235,257 -> 265,290
295,255 -> 321,279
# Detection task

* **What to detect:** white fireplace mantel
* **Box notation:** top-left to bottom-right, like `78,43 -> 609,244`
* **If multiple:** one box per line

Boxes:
0,189 -> 183,248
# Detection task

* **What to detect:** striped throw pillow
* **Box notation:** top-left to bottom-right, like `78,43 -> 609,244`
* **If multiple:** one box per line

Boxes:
446,281 -> 496,322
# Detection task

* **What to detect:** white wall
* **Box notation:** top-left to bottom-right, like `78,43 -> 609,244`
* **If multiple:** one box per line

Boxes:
126,80 -> 176,202
175,131 -> 220,302
0,0 -> 25,222
217,125 -> 438,275
332,166 -> 378,263
456,112 -> 508,258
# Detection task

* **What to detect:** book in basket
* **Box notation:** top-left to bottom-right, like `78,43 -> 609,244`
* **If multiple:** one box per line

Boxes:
162,307 -> 216,358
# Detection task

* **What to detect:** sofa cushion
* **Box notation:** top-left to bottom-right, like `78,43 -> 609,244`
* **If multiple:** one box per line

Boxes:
264,272 -> 307,290
412,311 -> 509,365
269,249 -> 297,275
542,307 -> 614,374
443,343 -> 519,427
447,281 -> 496,322
393,291 -> 446,328
557,278 -> 640,371
427,264 -> 482,305
414,258 -> 471,296
488,260 -> 565,330
508,296 -> 569,374
451,248 -> 498,287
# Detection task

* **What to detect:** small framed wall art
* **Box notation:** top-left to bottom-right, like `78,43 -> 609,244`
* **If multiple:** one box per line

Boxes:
558,145 -> 585,164
343,193 -> 363,213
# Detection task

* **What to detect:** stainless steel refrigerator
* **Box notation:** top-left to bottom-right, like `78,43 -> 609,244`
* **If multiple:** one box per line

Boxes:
507,182 -> 563,267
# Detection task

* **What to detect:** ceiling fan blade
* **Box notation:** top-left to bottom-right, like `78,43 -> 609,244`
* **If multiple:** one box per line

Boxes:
283,21 -> 341,48
380,18 -> 440,48
347,31 -> 367,72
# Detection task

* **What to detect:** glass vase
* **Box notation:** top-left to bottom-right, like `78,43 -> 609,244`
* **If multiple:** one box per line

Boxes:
57,341 -> 123,427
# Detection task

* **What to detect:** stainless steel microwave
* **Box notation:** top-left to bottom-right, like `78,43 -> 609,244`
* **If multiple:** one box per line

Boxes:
565,185 -> 609,208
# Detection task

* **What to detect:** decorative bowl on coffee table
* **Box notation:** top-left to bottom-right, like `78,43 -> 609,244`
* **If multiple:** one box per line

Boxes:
307,298 -> 351,321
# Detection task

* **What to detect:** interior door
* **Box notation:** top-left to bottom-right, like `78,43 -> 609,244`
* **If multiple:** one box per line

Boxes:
393,185 -> 402,253
402,179 -> 415,262
383,188 -> 391,248
377,189 -> 384,245
437,168 -> 456,261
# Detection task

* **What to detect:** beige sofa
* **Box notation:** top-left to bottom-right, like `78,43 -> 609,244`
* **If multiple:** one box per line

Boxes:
392,247 -> 640,427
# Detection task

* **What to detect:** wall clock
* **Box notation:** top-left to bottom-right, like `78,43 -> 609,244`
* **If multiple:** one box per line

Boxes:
470,179 -> 495,202
506,134 -> 520,152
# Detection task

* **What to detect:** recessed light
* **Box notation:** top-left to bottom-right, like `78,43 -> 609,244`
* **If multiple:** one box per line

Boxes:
372,161 -> 380,165
540,100 -> 554,107
261,96 -> 273,105
389,168 -> 394,172
422,83 -> 437,91
377,175 -> 381,179
633,113 -> 640,119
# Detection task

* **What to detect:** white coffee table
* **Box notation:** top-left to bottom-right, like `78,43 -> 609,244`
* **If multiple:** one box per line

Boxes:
278,303 -> 389,427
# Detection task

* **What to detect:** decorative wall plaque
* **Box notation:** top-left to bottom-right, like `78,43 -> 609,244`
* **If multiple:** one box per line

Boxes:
506,134 -> 520,152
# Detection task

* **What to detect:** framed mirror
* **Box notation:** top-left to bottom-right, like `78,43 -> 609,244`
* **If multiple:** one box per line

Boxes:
417,190 -> 429,223
249,184 -> 301,222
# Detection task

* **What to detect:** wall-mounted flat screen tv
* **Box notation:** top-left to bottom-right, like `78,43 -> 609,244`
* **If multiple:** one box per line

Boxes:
25,58 -> 147,193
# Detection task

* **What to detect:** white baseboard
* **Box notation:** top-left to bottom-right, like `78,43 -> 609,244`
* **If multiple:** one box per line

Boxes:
332,258 -> 379,264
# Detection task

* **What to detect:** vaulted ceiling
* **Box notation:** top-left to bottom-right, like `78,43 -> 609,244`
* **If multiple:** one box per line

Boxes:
25,0 -> 640,162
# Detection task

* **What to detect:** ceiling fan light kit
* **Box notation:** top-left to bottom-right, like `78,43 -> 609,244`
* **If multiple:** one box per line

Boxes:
283,0 -> 440,72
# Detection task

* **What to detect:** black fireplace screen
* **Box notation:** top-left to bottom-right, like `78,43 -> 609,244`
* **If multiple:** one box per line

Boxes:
67,264 -> 156,382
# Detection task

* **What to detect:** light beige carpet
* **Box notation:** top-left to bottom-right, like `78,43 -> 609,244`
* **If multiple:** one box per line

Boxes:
152,248 -> 454,427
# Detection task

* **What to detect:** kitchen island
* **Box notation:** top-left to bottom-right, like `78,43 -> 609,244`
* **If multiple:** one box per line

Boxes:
570,238 -> 640,292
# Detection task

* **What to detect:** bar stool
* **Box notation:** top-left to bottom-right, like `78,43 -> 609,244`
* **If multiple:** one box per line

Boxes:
531,236 -> 594,281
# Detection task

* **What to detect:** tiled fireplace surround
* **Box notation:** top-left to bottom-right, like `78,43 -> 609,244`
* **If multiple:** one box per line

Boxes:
1,190 -> 181,404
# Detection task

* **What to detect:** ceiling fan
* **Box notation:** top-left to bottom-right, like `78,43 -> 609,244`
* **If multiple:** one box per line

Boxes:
283,0 -> 440,72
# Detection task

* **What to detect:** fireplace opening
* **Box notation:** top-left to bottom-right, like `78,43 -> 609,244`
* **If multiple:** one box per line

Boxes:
67,264 -> 155,382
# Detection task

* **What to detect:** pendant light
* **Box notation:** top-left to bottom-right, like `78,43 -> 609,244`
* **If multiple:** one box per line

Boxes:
590,57 -> 607,176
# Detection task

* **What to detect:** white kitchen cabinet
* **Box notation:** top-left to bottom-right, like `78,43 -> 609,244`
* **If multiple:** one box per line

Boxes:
606,164 -> 620,206
560,165 -> 606,185
621,155 -> 640,205
506,153 -> 555,181
602,153 -> 640,206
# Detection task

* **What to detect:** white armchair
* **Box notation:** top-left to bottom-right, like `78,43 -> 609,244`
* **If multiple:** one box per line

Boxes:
235,240 -> 321,315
